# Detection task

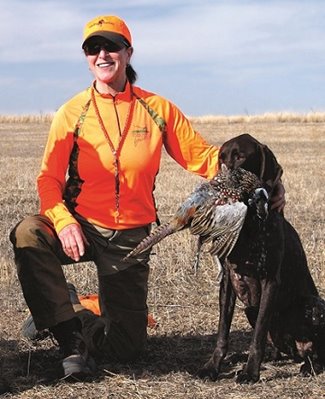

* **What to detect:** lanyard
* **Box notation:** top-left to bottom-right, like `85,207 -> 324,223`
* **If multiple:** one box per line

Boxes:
91,87 -> 135,223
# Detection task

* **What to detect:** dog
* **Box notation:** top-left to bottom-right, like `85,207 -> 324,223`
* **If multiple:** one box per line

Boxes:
197,133 -> 325,383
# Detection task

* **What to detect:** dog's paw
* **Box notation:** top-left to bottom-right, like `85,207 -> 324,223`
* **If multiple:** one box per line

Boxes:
300,361 -> 324,376
266,347 -> 283,362
197,366 -> 219,381
236,369 -> 260,384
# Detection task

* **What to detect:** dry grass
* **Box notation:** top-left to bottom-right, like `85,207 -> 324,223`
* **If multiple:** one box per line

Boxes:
0,116 -> 324,398
189,111 -> 325,124
0,115 -> 54,124
2,111 -> 325,125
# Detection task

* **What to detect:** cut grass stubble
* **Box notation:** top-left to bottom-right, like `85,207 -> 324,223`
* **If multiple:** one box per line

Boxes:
0,116 -> 324,398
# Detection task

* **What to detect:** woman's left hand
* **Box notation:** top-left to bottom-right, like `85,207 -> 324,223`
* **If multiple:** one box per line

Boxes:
270,181 -> 286,213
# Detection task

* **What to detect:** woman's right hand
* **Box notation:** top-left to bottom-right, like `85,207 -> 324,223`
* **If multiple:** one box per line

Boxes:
58,223 -> 89,262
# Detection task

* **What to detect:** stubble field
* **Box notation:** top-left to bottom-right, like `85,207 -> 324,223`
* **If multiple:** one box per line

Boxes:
0,115 -> 324,398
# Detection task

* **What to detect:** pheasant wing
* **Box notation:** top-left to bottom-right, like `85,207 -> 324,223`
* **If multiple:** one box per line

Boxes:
190,201 -> 247,258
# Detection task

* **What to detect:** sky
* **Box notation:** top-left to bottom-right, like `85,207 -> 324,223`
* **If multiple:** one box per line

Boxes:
1,0 -> 325,116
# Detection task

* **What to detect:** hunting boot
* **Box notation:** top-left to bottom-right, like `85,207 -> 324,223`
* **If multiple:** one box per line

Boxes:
50,317 -> 97,380
22,313 -> 50,341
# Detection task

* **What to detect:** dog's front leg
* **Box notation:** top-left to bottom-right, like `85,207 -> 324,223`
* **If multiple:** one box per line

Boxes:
198,264 -> 236,381
236,278 -> 278,384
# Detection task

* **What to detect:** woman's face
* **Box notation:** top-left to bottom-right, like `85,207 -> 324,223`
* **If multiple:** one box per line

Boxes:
84,37 -> 133,93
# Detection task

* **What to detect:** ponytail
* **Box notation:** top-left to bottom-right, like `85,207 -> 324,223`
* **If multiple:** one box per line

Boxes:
126,64 -> 138,84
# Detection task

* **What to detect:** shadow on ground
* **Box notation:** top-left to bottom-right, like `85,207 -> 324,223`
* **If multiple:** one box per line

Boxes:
0,330 -> 295,395
0,338 -> 101,395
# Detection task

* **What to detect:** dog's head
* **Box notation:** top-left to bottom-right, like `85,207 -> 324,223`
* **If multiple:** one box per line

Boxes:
218,133 -> 283,193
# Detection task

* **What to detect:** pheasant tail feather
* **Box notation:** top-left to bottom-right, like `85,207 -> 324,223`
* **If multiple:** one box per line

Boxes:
123,223 -> 176,261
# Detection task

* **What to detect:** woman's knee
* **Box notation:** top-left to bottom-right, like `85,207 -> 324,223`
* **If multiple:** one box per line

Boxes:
10,215 -> 54,248
112,330 -> 147,362
86,316 -> 147,362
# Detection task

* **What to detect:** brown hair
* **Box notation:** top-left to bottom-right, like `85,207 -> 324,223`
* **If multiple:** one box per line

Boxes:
126,64 -> 137,84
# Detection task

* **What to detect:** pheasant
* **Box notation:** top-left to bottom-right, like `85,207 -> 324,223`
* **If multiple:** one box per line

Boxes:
123,165 -> 266,276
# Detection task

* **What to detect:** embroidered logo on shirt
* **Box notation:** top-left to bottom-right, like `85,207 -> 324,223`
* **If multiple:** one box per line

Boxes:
131,126 -> 149,145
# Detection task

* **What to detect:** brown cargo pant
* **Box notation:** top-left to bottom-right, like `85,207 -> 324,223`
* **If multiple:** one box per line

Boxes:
10,214 -> 151,362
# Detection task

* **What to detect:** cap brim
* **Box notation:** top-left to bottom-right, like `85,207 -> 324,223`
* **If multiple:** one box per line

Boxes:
82,31 -> 130,48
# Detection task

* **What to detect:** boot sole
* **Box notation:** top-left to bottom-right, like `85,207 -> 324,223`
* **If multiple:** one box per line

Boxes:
62,354 -> 97,381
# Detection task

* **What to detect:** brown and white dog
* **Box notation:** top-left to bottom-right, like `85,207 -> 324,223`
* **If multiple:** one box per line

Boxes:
198,133 -> 325,383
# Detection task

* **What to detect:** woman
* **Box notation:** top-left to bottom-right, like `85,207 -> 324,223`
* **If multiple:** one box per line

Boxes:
10,15 -> 285,380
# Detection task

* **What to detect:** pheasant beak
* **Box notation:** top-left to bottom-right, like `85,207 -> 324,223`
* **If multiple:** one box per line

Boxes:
249,188 -> 269,221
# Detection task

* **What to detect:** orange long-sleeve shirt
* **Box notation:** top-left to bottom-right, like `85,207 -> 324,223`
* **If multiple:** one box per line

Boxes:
37,82 -> 219,233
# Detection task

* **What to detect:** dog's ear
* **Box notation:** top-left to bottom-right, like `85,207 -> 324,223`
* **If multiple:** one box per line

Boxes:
258,143 -> 283,192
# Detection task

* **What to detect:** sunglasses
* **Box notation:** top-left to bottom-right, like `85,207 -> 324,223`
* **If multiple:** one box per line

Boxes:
83,41 -> 124,55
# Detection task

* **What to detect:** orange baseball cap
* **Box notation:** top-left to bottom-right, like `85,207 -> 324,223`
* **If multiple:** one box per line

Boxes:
82,15 -> 132,48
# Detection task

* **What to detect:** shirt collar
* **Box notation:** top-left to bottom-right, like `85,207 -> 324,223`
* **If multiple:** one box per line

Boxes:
92,80 -> 133,102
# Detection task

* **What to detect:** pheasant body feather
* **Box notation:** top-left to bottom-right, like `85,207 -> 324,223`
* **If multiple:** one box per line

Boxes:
123,166 -> 261,263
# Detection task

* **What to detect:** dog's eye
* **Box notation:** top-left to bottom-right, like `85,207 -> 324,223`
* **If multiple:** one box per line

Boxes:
233,152 -> 244,161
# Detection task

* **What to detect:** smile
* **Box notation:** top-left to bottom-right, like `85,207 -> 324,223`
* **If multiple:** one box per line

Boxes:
97,62 -> 114,68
